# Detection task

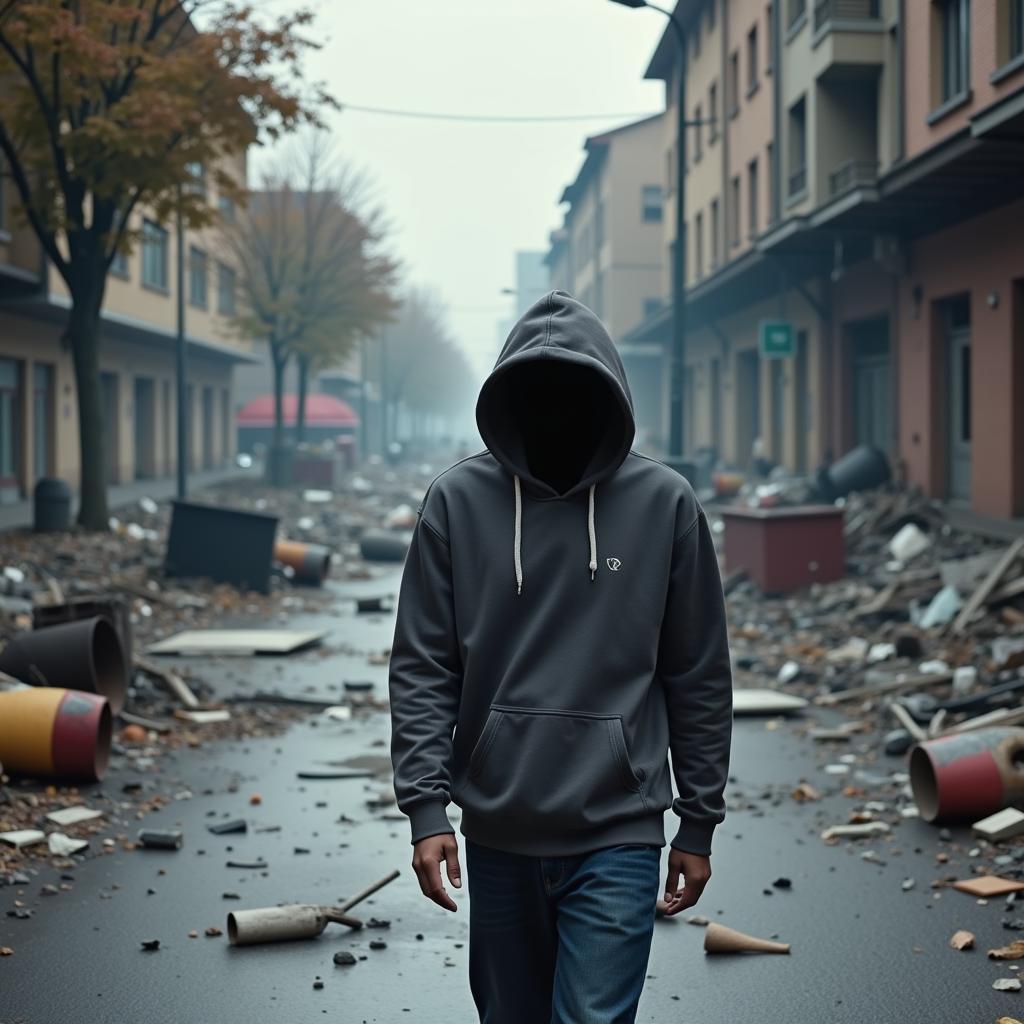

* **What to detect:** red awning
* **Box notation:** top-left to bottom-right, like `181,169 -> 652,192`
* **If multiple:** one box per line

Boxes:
236,393 -> 360,428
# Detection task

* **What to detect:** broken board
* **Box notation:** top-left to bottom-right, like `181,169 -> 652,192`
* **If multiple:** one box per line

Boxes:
733,689 -> 809,716
147,629 -> 326,657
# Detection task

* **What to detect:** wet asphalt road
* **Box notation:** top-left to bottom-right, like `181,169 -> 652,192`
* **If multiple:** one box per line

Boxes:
2,569 -> 1023,1024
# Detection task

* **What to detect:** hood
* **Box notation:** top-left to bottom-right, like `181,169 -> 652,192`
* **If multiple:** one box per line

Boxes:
475,290 -> 636,595
476,289 -> 636,501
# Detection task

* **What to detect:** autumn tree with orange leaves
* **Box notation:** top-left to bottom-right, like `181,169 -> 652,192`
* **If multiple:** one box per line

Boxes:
0,1 -> 332,528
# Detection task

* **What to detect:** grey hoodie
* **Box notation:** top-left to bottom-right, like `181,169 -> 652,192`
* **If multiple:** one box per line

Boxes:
388,290 -> 733,858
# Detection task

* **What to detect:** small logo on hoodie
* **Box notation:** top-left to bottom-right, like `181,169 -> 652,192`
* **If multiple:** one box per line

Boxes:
606,557 -> 622,572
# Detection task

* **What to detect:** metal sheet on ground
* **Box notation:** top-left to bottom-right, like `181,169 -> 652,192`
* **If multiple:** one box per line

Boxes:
147,629 -> 327,656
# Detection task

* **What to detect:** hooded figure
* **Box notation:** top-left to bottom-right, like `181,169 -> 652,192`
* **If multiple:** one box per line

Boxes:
388,290 -> 733,1021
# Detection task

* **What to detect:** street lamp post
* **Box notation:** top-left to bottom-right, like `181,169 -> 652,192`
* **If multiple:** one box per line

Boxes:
609,0 -> 690,472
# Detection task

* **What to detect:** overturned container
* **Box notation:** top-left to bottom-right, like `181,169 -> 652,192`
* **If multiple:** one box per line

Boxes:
0,616 -> 127,713
274,540 -> 331,586
0,687 -> 112,782
909,727 -> 1024,823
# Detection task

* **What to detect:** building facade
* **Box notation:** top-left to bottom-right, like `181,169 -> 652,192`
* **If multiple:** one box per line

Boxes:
545,114 -> 669,452
624,0 -> 1024,519
0,152 -> 252,503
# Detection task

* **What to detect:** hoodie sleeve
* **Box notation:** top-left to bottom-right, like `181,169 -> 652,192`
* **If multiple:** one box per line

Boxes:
658,506 -> 733,857
388,492 -> 462,845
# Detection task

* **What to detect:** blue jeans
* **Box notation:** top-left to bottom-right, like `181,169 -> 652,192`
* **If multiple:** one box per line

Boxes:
465,838 -> 662,1024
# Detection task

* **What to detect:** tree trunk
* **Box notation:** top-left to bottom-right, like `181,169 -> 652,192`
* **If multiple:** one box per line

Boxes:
271,344 -> 288,450
296,355 -> 309,445
67,294 -> 109,531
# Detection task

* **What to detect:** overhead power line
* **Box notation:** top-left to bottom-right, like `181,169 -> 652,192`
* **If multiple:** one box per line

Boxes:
338,102 -> 658,124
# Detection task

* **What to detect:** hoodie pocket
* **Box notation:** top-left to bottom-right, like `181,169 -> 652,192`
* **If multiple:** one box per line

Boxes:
461,704 -> 649,833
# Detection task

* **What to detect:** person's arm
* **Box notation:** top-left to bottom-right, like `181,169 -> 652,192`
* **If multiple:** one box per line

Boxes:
657,505 -> 733,909
388,489 -> 464,910
389,491 -> 462,842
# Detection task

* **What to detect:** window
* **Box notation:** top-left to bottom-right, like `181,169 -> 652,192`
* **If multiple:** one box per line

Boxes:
707,0 -> 716,31
185,160 -> 206,199
710,198 -> 721,268
788,0 -> 806,28
693,104 -> 703,162
766,3 -> 775,71
709,82 -> 719,142
141,219 -> 168,290
643,297 -> 663,320
110,247 -> 129,279
938,0 -> 970,103
748,158 -> 759,238
691,17 -> 701,60
728,51 -> 740,115
1012,0 -> 1024,60
767,141 -> 777,223
695,211 -> 705,279
642,185 -> 664,223
787,97 -> 807,198
730,175 -> 741,247
218,194 -> 236,222
747,25 -> 760,93
189,246 -> 208,309
217,262 -> 236,316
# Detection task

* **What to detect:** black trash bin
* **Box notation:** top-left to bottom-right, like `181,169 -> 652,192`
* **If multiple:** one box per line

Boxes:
33,477 -> 72,532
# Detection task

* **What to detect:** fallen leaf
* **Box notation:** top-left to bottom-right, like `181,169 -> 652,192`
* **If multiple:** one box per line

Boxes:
989,940 -> 1024,961
949,929 -> 974,950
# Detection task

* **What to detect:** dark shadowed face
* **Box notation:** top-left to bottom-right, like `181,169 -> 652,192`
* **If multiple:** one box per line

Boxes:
502,360 -> 620,495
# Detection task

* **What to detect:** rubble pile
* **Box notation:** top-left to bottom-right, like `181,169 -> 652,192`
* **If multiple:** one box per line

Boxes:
0,459 -> 438,889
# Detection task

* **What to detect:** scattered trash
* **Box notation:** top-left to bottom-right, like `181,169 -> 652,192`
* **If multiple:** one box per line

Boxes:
227,869 -> 399,946
703,922 -> 790,955
917,586 -> 962,629
147,629 -> 326,656
0,830 -> 46,849
359,530 -> 411,563
909,728 -> 1024,823
274,540 -> 332,585
732,689 -> 808,715
45,806 -> 103,827
993,978 -> 1023,992
949,929 -> 975,950
137,829 -> 184,850
164,500 -> 279,594
889,523 -> 932,563
953,877 -> 1024,898
47,832 -> 89,856
207,819 -> 247,835
989,940 -> 1024,961
0,688 -> 111,781
0,616 -> 127,712
821,822 -> 891,841
974,808 -> 1024,842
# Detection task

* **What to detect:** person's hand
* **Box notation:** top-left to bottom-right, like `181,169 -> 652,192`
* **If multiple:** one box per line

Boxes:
659,849 -> 711,917
412,833 -> 462,912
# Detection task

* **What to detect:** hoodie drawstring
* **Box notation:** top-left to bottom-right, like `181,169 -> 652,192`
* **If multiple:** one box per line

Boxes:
513,474 -> 523,595
512,475 -> 597,594
587,483 -> 597,580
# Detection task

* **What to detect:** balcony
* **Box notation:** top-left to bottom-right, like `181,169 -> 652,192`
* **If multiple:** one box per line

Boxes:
813,0 -> 880,32
828,159 -> 879,197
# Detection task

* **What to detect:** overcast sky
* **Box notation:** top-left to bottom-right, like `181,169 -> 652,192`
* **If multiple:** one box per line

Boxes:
261,0 -> 667,382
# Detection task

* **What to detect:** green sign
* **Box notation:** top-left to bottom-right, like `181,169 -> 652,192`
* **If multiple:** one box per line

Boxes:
759,320 -> 794,358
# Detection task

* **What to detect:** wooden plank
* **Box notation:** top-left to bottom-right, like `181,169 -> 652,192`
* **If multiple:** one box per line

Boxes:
814,671 -> 953,707
949,536 -> 1024,634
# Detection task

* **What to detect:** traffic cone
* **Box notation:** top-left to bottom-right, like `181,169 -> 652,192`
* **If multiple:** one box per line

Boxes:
704,921 -> 791,954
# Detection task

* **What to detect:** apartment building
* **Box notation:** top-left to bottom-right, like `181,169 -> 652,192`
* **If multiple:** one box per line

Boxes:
0,152 -> 253,503
629,0 -> 1024,519
544,114 -> 669,451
